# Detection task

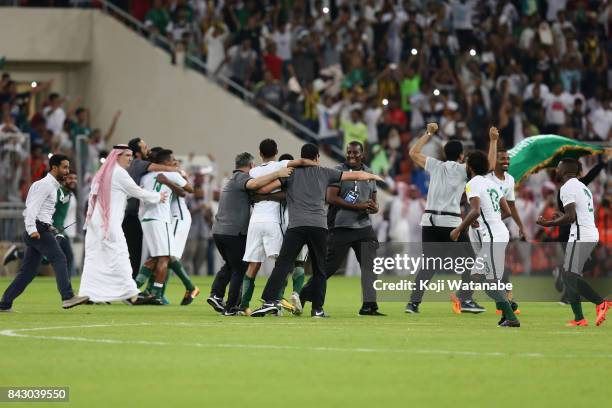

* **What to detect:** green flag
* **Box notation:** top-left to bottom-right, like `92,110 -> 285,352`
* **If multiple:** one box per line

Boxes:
508,135 -> 604,185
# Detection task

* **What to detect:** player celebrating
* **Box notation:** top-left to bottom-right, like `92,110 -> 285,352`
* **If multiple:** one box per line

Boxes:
250,143 -> 384,318
537,158 -> 611,326
138,148 -> 200,305
462,144 -> 525,315
239,140 -> 316,315
450,151 -> 520,327
136,150 -> 195,305
206,152 -> 294,315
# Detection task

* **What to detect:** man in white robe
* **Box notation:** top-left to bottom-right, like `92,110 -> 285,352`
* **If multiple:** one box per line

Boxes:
79,145 -> 166,303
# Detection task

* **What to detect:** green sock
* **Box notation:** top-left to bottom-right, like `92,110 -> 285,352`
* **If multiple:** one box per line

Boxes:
292,266 -> 305,294
135,266 -> 153,287
169,259 -> 195,291
150,282 -> 164,299
570,302 -> 584,321
145,276 -> 154,294
496,301 -> 517,321
241,276 -> 255,308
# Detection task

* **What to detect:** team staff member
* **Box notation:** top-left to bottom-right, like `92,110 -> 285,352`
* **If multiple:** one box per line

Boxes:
406,124 -> 498,314
123,138 -> 178,278
0,155 -> 89,311
320,141 -> 384,316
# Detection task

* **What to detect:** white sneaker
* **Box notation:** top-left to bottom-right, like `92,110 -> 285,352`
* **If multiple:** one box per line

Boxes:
62,295 -> 90,309
290,292 -> 303,316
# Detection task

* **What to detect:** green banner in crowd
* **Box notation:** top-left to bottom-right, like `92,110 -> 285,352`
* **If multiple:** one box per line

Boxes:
508,135 -> 604,185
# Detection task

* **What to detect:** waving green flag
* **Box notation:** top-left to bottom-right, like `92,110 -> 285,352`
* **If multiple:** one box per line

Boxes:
508,135 -> 604,185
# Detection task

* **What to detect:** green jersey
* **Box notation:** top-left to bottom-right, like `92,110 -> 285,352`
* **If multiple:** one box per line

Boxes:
53,186 -> 72,230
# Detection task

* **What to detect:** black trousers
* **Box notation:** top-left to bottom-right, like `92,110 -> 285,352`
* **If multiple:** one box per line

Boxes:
303,226 -> 379,307
210,234 -> 247,310
122,214 -> 143,279
57,235 -> 74,276
0,222 -> 74,309
262,226 -> 328,309
409,225 -> 474,303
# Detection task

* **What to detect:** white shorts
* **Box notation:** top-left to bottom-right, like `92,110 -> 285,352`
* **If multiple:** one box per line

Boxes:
171,218 -> 191,259
471,228 -> 509,281
243,222 -> 284,262
142,220 -> 174,257
564,238 -> 598,276
296,245 -> 308,262
468,226 -> 483,254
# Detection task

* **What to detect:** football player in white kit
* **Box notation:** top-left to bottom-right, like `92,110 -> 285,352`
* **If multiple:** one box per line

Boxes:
467,143 -> 526,316
239,141 -> 315,315
134,150 -> 197,305
451,151 -> 520,327
537,158 -> 611,327
167,158 -> 200,305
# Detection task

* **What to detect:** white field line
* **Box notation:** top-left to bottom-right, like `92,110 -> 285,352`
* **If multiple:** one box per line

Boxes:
1,322 -> 610,359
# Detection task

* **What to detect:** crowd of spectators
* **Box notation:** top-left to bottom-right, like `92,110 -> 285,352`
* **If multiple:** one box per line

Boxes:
129,0 -> 611,189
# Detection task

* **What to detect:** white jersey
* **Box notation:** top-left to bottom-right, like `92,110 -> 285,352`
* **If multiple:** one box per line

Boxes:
485,171 -> 515,202
559,178 -> 598,241
466,175 -> 508,241
249,160 -> 289,223
171,196 -> 192,223
140,171 -> 187,223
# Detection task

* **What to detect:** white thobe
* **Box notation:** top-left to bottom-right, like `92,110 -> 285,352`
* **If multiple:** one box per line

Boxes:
79,166 -> 160,302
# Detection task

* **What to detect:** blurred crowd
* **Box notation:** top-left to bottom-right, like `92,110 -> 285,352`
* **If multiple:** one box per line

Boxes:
127,0 -> 611,184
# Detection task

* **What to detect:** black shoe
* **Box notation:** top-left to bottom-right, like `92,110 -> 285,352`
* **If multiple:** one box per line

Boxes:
498,319 -> 520,327
206,295 -> 225,313
2,245 -> 19,266
497,316 -> 506,326
461,300 -> 486,313
250,302 -> 280,317
311,309 -> 329,318
359,308 -> 386,316
405,302 -> 419,314
223,307 -> 239,316
180,287 -> 200,306
132,293 -> 163,305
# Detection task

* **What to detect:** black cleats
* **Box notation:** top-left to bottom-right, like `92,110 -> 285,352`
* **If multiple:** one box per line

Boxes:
250,302 -> 280,317
461,300 -> 486,313
311,309 -> 330,318
206,295 -> 225,313
405,302 -> 420,314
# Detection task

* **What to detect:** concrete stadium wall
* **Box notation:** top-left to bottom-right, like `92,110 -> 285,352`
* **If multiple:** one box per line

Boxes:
0,8 -> 92,63
0,8 -> 331,175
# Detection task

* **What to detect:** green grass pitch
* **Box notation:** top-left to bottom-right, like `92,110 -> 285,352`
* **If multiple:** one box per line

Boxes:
0,276 -> 610,407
